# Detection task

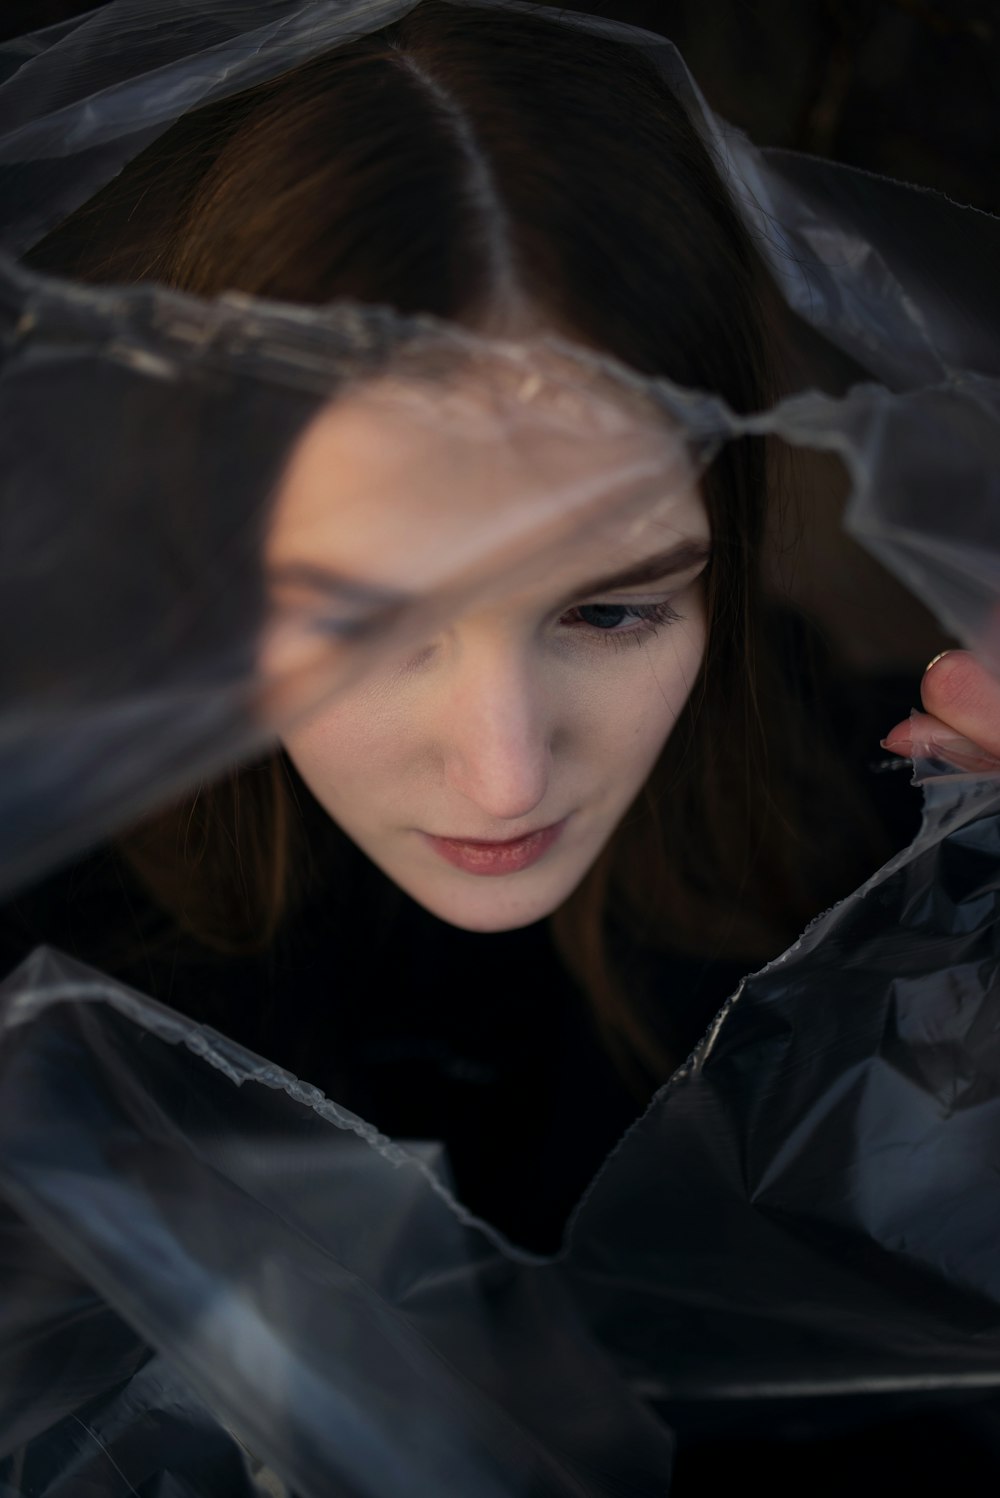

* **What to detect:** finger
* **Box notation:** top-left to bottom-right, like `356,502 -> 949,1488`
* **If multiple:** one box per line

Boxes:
881,717 -> 913,756
919,650 -> 1000,760
882,709 -> 1000,773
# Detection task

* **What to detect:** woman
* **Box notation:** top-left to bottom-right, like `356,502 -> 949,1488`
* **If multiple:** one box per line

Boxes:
3,4 -> 1000,1494
1,0 -> 993,1252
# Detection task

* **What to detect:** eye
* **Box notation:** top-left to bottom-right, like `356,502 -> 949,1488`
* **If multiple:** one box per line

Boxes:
563,598 -> 683,651
280,601 -> 406,642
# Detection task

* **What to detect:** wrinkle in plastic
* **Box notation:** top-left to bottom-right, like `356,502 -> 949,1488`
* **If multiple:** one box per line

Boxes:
0,1 -> 999,1495
3,760 -> 1000,1494
0,261 -> 714,897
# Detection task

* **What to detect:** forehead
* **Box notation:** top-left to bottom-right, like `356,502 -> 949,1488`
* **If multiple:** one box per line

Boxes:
265,373 -> 709,601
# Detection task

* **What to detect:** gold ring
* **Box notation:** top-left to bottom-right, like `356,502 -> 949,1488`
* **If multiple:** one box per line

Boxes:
924,649 -> 955,675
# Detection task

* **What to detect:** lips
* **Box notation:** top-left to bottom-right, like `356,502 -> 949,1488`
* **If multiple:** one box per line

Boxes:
422,819 -> 566,876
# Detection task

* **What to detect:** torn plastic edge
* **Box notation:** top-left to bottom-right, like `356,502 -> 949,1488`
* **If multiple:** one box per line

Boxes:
0,951 -> 553,1268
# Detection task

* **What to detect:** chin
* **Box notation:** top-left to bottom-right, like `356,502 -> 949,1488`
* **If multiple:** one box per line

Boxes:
394,868 -> 578,934
437,902 -> 556,934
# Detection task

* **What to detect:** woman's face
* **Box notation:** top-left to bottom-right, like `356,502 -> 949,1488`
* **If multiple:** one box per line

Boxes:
264,372 -> 710,932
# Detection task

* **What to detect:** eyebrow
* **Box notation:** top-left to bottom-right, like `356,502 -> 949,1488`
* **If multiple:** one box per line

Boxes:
268,539 -> 711,612
556,539 -> 711,604
267,563 -> 409,609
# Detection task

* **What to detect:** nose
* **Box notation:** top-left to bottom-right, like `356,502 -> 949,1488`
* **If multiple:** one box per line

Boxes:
438,640 -> 553,824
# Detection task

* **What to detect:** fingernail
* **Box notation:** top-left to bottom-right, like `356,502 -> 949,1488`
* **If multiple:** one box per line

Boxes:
880,733 -> 911,757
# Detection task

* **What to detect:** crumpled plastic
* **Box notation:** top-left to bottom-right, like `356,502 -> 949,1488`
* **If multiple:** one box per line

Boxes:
2,756 -> 1000,1497
0,1 -> 999,1494
0,242 -> 731,900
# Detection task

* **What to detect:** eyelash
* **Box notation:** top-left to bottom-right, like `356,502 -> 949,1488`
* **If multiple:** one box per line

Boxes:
563,599 -> 683,652
302,598 -> 684,655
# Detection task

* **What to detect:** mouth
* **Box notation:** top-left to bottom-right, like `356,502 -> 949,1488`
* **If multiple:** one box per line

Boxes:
421,818 -> 567,876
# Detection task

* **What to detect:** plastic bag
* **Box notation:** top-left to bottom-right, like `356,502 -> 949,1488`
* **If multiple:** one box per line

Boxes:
1,2 -> 999,1493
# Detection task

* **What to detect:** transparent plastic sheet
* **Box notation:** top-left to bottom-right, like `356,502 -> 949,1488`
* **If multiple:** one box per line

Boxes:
0,953 -> 680,1498
0,253 -> 717,898
0,0 -> 997,1494
1,761 -> 1000,1496
2,265 -> 997,900
566,758 -> 1000,1400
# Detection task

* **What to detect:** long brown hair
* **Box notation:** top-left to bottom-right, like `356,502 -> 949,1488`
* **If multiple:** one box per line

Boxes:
26,0 -> 883,1093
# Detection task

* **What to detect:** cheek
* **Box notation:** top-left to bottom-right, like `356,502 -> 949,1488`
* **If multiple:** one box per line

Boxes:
590,604 -> 707,761
282,684 -> 408,811
283,597 -> 708,813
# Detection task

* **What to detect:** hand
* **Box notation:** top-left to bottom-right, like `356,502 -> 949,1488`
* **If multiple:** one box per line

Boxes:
882,650 -> 1000,773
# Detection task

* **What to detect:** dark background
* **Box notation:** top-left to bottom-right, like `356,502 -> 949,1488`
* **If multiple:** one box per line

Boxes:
3,0 -> 997,214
